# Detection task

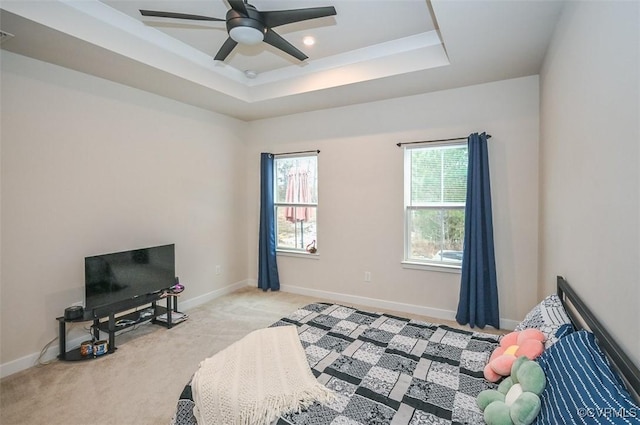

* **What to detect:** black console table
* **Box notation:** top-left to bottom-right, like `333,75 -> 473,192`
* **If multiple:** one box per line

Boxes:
57,293 -> 182,361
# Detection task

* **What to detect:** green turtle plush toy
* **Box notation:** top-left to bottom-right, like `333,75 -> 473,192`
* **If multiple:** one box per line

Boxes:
477,356 -> 546,425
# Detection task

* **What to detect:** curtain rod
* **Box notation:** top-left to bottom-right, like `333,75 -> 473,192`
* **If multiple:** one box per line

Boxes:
272,149 -> 320,156
396,134 -> 492,147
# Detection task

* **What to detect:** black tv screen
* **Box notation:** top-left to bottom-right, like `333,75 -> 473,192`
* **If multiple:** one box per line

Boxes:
85,244 -> 175,312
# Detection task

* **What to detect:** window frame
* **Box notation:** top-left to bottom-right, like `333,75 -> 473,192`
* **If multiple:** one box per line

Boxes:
273,153 -> 319,255
402,141 -> 467,271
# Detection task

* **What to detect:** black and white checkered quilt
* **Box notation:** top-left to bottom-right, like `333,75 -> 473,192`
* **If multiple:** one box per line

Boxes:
172,303 -> 500,425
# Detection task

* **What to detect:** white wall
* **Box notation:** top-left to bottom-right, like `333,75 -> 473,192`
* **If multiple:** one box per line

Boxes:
246,76 -> 540,327
539,2 -> 639,365
0,51 -> 248,368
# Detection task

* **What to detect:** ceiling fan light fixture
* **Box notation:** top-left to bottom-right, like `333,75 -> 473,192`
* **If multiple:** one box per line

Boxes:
139,2 -> 336,62
229,26 -> 264,45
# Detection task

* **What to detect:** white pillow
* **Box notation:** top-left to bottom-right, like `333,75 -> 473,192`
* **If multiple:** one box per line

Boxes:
514,294 -> 574,348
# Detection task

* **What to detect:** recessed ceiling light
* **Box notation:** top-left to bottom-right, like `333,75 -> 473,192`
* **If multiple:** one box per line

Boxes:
303,36 -> 315,46
244,70 -> 258,79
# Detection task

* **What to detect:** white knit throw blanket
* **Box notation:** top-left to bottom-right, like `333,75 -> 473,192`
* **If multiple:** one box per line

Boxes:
192,325 -> 335,425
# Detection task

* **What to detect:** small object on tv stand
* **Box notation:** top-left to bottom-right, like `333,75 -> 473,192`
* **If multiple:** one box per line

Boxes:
64,305 -> 84,320
139,307 -> 154,319
169,277 -> 184,294
161,279 -> 185,298
155,311 -> 188,324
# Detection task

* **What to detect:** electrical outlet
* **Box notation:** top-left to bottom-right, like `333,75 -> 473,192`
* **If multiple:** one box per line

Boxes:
364,271 -> 371,283
215,265 -> 221,275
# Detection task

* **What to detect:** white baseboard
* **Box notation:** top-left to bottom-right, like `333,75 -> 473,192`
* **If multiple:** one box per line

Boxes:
280,284 -> 457,321
278,283 -> 518,331
178,279 -> 251,311
1,339 -> 72,379
0,280 -> 251,379
500,318 -> 519,331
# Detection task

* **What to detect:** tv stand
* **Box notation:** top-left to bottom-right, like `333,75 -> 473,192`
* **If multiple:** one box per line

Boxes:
56,292 -> 183,361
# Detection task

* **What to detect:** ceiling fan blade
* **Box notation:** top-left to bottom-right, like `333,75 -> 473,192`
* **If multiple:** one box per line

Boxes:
262,6 -> 336,28
264,28 -> 307,61
214,37 -> 238,61
228,0 -> 248,15
140,10 -> 224,21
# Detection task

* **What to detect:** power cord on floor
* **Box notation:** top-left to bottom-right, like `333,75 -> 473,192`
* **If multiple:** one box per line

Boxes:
37,321 -> 95,366
36,336 -> 58,366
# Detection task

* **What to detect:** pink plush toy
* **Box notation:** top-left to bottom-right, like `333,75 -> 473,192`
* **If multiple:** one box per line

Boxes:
484,329 -> 545,382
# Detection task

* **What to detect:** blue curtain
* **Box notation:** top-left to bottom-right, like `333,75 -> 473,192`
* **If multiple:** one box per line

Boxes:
258,153 -> 280,291
456,133 -> 499,328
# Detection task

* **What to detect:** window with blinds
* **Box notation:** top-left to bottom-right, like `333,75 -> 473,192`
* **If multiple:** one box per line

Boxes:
274,154 -> 318,253
404,142 -> 468,267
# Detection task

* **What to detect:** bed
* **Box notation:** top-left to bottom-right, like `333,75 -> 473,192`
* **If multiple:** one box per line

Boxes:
556,276 -> 640,402
172,276 -> 640,425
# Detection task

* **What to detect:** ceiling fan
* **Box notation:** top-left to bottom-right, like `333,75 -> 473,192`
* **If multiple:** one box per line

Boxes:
140,0 -> 337,62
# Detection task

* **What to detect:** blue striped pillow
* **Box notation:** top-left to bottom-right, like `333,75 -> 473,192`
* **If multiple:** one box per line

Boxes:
535,330 -> 640,425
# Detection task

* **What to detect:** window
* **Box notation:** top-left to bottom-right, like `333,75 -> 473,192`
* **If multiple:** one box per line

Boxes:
404,142 -> 468,267
274,154 -> 318,253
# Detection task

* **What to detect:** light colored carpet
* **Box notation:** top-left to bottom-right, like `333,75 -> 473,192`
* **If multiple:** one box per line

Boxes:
0,287 -> 504,425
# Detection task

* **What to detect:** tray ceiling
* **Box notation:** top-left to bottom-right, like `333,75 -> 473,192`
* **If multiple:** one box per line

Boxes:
0,0 -> 565,120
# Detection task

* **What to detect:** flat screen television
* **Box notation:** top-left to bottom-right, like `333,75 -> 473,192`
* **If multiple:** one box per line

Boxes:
85,244 -> 175,313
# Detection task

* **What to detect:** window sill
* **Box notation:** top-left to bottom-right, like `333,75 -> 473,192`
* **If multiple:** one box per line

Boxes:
277,250 -> 320,260
401,261 -> 461,274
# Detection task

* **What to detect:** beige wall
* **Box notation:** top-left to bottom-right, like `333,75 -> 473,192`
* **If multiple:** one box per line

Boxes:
539,2 -> 640,365
0,51 -> 248,365
5,0 -> 636,373
246,76 -> 540,326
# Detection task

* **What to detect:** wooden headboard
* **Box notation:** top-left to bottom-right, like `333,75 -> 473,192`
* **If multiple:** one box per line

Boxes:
557,275 -> 640,402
